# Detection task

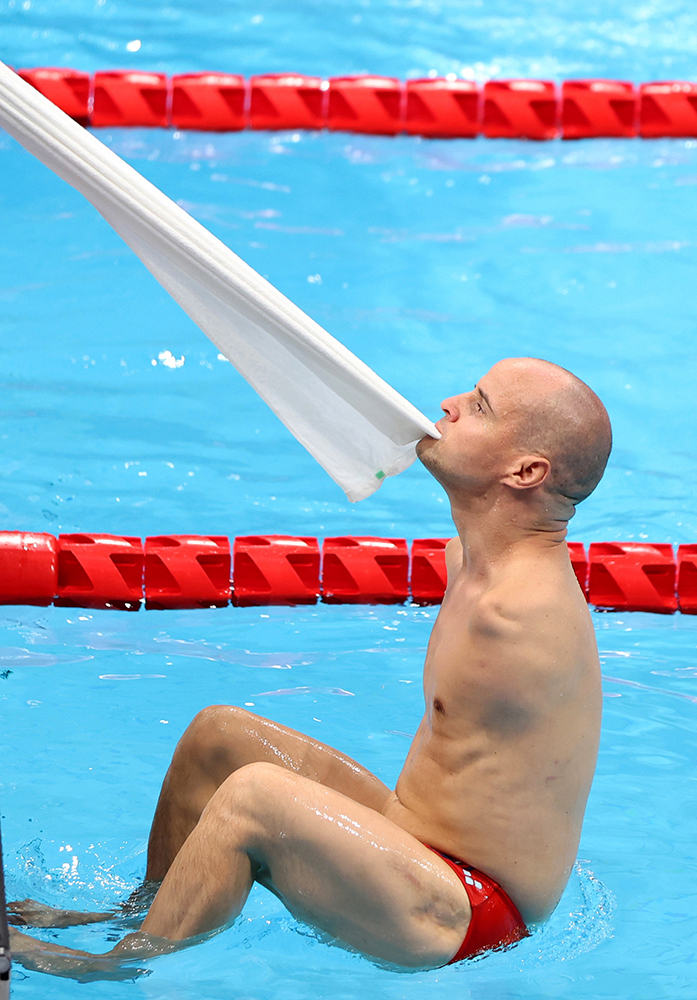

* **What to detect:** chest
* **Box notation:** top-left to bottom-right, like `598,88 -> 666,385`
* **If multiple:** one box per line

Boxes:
420,597 -> 547,739
422,596 -> 487,699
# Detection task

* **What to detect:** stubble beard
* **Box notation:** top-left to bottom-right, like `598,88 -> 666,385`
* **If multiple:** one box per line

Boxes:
416,436 -> 448,485
416,435 -> 437,465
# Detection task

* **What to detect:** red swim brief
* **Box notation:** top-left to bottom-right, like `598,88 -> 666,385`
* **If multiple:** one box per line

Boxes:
427,847 -> 529,963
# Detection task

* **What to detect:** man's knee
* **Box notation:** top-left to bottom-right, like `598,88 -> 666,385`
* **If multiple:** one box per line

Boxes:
180,704 -> 247,751
173,704 -> 254,781
222,761 -> 284,797
208,762 -> 286,820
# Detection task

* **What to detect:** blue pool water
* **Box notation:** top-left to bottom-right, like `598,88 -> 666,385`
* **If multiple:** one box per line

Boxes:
1,1 -> 697,997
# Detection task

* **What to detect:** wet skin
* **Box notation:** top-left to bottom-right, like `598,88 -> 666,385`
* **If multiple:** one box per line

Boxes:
9,358 -> 606,980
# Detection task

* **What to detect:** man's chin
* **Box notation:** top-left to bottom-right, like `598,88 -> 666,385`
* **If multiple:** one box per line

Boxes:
415,435 -> 440,471
416,437 -> 455,494
416,435 -> 436,457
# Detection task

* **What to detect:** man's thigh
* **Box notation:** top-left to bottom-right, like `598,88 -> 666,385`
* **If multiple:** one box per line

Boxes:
147,706 -> 392,881
182,704 -> 391,811
236,764 -> 472,968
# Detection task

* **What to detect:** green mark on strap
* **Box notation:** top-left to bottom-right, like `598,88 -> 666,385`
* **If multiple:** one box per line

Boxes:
375,470 -> 385,480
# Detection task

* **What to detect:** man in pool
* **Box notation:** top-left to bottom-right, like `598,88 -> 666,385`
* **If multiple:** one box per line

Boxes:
10,357 -> 612,980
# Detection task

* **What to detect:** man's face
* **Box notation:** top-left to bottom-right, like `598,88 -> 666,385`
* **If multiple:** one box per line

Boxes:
416,359 -> 550,494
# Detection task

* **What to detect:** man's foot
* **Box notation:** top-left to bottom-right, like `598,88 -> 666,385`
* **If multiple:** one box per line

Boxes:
8,898 -> 115,928
8,927 -> 153,983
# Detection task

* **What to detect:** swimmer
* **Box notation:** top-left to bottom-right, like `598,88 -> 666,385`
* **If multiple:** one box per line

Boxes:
9,357 -> 612,981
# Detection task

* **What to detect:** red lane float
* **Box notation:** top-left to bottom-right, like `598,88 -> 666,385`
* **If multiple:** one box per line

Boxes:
91,71 -> 168,128
410,538 -> 449,604
144,535 -> 231,609
321,537 -> 409,603
587,542 -> 677,613
676,544 -> 697,614
327,76 -> 402,135
405,79 -> 479,138
18,66 -> 697,139
0,532 -> 58,606
483,80 -> 558,140
56,533 -> 143,610
0,531 -> 695,611
18,67 -> 90,126
249,74 -> 324,131
561,80 -> 636,138
233,535 -> 320,606
171,73 -> 246,131
639,82 -> 697,138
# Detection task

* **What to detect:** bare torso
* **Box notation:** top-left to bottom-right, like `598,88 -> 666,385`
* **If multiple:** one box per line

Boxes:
382,537 -> 602,924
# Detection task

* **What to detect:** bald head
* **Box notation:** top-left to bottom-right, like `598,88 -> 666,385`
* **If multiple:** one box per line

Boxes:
503,358 -> 612,504
417,357 -> 612,512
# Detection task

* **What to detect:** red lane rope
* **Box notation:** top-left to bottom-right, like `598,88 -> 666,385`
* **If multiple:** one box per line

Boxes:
0,532 -> 694,612
12,69 -> 697,139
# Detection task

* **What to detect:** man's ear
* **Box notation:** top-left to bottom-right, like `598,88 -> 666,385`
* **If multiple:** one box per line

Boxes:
502,455 -> 551,490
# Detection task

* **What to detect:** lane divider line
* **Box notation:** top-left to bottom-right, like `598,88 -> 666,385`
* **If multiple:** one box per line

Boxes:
13,69 -> 697,139
0,532 -> 694,612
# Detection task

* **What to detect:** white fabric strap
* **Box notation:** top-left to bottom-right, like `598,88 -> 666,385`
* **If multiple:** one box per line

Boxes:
0,61 -> 440,501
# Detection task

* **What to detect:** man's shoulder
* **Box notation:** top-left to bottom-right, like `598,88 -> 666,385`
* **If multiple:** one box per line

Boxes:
467,588 -> 526,645
470,568 -> 590,653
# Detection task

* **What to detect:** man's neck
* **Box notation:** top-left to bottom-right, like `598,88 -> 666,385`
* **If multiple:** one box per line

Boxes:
448,489 -> 570,581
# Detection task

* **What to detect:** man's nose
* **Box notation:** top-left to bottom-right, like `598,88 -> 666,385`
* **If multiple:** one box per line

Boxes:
440,396 -> 460,421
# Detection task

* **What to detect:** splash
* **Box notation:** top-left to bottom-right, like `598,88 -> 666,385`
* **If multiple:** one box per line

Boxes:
516,863 -> 615,967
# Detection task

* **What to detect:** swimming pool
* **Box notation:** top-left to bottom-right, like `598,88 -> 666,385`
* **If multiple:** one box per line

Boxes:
2,0 -> 697,997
